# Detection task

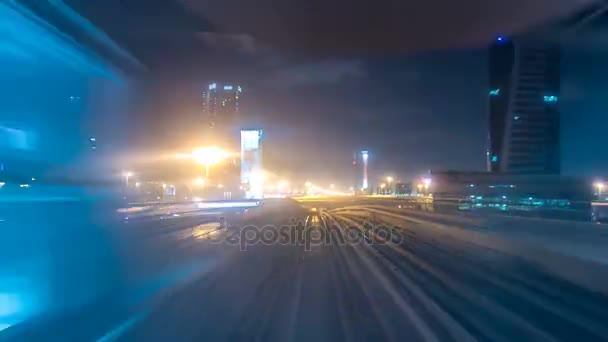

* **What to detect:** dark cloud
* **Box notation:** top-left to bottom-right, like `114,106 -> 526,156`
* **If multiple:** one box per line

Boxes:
178,0 -> 594,55
264,60 -> 367,88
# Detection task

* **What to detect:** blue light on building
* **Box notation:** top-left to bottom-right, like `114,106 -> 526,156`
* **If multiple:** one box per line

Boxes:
209,83 -> 217,90
489,89 -> 500,96
224,85 -> 233,91
543,95 -> 558,103
491,156 -> 498,162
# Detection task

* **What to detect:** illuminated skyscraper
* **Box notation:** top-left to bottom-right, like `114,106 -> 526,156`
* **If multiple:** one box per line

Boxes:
361,150 -> 369,190
488,36 -> 560,174
202,83 -> 243,149
202,83 -> 242,128
241,129 -> 263,199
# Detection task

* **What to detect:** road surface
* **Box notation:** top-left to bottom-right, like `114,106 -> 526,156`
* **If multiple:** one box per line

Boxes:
3,199 -> 608,341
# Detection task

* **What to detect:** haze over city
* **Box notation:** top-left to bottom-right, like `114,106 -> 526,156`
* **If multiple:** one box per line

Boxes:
2,1 -> 608,341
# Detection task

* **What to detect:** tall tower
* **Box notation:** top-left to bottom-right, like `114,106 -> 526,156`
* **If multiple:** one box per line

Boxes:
488,36 -> 560,174
202,83 -> 242,150
361,150 -> 369,190
241,129 -> 263,199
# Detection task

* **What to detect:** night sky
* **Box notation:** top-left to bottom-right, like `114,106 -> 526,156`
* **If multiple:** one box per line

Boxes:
66,0 -> 607,183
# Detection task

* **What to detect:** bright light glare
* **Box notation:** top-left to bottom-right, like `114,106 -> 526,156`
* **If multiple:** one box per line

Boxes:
122,171 -> 133,177
595,182 -> 605,190
194,177 -> 206,186
305,181 -> 312,188
192,147 -> 228,165
386,177 -> 393,183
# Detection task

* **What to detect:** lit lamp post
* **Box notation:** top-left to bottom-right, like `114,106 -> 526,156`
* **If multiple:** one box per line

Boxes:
386,177 -> 394,195
595,182 -> 605,201
122,171 -> 133,187
380,183 -> 386,195
423,178 -> 432,194
192,147 -> 229,177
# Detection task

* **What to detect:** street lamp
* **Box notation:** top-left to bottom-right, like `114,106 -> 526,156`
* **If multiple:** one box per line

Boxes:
595,182 -> 605,200
122,171 -> 133,187
192,147 -> 229,177
380,183 -> 386,195
386,177 -> 394,195
423,178 -> 431,193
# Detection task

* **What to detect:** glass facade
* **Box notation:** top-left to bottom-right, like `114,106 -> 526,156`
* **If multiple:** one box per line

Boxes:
488,37 -> 561,174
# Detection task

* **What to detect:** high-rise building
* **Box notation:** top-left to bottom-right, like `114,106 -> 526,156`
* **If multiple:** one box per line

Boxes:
201,83 -> 243,149
240,129 -> 263,199
361,150 -> 369,190
488,36 -> 560,174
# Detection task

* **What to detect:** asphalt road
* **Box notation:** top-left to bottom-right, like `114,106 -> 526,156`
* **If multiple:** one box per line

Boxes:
3,199 -> 608,341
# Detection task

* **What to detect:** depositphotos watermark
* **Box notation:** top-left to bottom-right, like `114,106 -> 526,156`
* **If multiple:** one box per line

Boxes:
209,219 -> 405,251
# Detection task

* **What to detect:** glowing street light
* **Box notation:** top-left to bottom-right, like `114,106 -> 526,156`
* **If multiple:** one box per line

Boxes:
386,176 -> 394,195
305,181 -> 313,188
194,177 -> 206,186
122,171 -> 133,187
423,178 -> 432,191
192,147 -> 229,177
595,182 -> 605,200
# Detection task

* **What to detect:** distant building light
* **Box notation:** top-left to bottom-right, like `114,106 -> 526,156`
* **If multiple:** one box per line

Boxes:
224,85 -> 233,90
491,155 -> 498,162
89,137 -> 96,142
237,85 -> 243,93
469,184 -> 475,187
497,36 -> 506,42
209,83 -> 217,90
514,116 -> 520,120
489,89 -> 500,96
543,95 -> 558,103
20,184 -> 30,188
